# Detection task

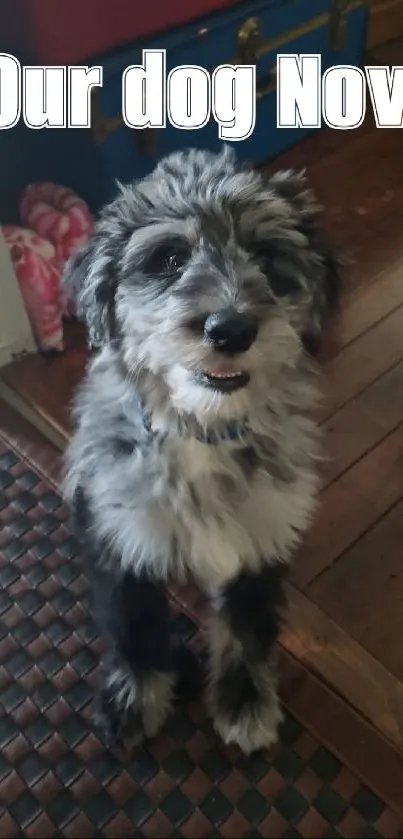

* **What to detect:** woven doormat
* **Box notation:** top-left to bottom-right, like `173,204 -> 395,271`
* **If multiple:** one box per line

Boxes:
0,436 -> 402,839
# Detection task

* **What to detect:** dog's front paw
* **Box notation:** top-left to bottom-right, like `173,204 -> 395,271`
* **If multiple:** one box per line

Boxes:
213,697 -> 283,755
207,663 -> 283,755
95,668 -> 176,749
94,684 -> 145,749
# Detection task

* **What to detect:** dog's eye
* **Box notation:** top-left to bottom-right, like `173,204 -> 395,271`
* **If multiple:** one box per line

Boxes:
253,247 -> 300,298
166,251 -> 186,271
269,273 -> 300,298
145,244 -> 190,277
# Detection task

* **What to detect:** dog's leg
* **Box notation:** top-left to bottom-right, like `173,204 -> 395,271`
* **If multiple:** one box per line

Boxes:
92,568 -> 175,748
206,563 -> 286,755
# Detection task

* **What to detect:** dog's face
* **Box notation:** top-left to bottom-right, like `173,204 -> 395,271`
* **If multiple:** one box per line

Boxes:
64,147 -> 342,423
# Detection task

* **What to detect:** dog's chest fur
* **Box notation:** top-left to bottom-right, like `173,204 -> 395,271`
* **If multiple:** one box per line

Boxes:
67,362 -> 319,590
158,434 -> 318,587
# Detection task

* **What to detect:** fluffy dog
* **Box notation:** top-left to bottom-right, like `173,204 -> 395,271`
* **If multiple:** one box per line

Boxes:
63,146 -> 341,755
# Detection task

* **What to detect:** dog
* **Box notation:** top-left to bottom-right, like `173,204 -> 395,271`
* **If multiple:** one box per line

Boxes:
62,146 -> 342,755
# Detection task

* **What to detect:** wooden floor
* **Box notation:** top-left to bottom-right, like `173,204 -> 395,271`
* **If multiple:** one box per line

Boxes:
3,116 -> 403,806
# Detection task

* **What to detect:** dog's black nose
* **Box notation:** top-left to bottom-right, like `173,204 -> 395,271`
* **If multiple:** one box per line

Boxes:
204,309 -> 258,354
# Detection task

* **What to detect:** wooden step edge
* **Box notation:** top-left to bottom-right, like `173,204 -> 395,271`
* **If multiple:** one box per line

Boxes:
281,582 -> 403,816
279,644 -> 403,819
0,382 -> 66,451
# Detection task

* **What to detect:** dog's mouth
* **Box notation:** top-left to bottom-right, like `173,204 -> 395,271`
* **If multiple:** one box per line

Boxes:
196,368 -> 250,393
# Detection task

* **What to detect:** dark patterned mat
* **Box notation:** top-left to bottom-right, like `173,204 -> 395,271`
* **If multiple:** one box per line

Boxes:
0,439 -> 402,839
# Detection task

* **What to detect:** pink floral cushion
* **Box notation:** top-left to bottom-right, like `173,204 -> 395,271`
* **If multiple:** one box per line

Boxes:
3,226 -> 65,352
3,185 -> 94,352
20,182 -> 94,272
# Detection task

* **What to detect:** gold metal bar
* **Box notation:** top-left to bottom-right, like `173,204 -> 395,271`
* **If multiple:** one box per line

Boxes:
231,0 -> 366,63
91,0 -> 369,144
247,13 -> 329,61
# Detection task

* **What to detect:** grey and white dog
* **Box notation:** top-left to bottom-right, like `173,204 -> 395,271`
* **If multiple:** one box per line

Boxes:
63,146 -> 341,755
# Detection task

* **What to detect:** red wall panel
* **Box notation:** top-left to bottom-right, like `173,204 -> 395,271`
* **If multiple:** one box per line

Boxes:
2,0 -> 239,65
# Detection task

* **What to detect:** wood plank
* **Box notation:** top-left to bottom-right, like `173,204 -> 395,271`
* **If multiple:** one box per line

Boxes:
279,650 -> 403,819
322,357 -> 403,487
1,323 -> 88,440
300,131 -> 403,301
306,128 -> 403,226
320,303 -> 403,422
306,124 -> 403,211
281,584 -> 403,755
268,122 -> 403,295
0,399 -> 62,486
291,421 -> 403,588
264,116 -> 372,176
368,0 -> 403,49
306,498 -> 403,681
331,256 -> 403,353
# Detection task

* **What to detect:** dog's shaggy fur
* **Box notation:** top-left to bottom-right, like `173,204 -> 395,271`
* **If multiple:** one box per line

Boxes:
63,147 -> 342,754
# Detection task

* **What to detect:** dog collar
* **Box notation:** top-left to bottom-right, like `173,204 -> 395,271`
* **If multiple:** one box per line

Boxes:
142,410 -> 249,445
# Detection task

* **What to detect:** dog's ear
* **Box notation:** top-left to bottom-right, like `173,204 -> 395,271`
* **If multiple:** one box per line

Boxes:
63,180 -> 152,350
267,169 -> 344,355
63,232 -> 118,350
